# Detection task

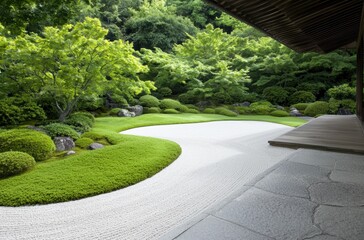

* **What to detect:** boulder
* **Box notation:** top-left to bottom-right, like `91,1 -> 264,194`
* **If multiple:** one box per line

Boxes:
233,102 -> 251,107
127,105 -> 143,116
89,143 -> 104,150
64,150 -> 76,156
54,137 -> 75,152
117,109 -> 133,117
290,108 -> 302,116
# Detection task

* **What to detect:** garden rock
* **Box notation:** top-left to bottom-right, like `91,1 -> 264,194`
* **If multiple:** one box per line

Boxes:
337,108 -> 352,115
54,137 -> 75,152
117,109 -> 133,117
88,143 -> 104,150
65,150 -> 76,156
127,105 -> 143,116
233,102 -> 251,107
290,108 -> 302,116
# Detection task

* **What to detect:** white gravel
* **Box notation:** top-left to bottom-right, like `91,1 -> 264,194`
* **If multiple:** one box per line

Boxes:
0,121 -> 294,240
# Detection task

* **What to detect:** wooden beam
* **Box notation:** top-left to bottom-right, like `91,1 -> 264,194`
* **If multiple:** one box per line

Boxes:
356,3 -> 364,120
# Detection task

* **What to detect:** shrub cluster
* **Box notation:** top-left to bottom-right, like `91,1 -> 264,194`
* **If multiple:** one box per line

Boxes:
292,103 -> 310,111
43,123 -> 80,140
70,112 -> 95,123
65,114 -> 94,133
0,129 -> 55,161
304,101 -> 329,117
75,137 -> 94,149
163,109 -> 180,114
160,99 -> 182,110
139,95 -> 160,107
262,86 -> 288,105
270,110 -> 289,117
215,107 -> 238,117
109,108 -> 122,116
203,108 -> 215,114
0,151 -> 36,178
145,107 -> 161,114
289,91 -> 315,105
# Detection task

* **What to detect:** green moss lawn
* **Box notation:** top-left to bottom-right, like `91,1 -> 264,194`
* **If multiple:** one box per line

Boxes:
0,114 -> 306,206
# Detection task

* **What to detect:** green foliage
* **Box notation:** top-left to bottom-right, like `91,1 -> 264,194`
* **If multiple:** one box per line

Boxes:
157,87 -> 173,97
0,151 -> 36,178
75,137 -> 94,149
0,96 -> 46,126
70,112 -> 95,123
1,18 -> 151,121
289,91 -> 316,105
262,86 -> 288,105
327,84 -> 356,100
235,106 -> 250,114
76,95 -> 104,112
64,114 -> 94,133
163,109 -> 180,114
215,107 -> 238,117
202,108 -> 216,114
292,103 -> 310,111
0,129 -> 55,161
186,109 -> 199,114
328,98 -> 356,114
160,99 -> 183,110
109,108 -> 122,116
125,0 -> 197,51
146,107 -> 162,113
304,101 -> 329,117
270,110 -> 289,117
81,132 -> 107,142
43,123 -> 80,140
250,105 -> 275,115
250,101 -> 273,108
139,95 -> 160,107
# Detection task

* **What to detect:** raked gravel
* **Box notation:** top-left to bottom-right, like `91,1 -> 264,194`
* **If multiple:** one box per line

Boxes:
0,121 -> 295,240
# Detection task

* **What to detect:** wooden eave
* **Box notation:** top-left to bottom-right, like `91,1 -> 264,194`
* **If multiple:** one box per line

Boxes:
204,0 -> 363,53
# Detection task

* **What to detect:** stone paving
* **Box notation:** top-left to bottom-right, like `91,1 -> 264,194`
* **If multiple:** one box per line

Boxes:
170,149 -> 364,240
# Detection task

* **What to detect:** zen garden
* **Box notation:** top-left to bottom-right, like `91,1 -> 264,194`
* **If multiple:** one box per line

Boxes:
0,0 -> 358,207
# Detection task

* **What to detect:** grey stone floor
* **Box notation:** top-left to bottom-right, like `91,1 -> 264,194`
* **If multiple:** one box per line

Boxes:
164,149 -> 364,240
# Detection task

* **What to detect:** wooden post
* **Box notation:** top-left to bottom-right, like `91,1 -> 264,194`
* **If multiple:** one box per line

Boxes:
357,4 -> 364,121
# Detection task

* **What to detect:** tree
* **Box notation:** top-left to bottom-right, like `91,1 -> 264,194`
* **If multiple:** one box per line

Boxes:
125,0 -> 197,52
141,24 -> 251,103
0,18 -> 152,121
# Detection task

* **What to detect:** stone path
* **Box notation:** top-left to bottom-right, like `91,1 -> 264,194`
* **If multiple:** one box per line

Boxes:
170,149 -> 364,240
0,121 -> 294,240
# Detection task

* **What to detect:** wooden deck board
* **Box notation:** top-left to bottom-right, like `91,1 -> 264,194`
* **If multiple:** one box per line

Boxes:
269,115 -> 364,154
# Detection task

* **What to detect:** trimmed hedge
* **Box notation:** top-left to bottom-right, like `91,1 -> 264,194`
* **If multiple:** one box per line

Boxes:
235,106 -> 250,114
289,91 -> 315,105
304,101 -> 329,117
203,108 -> 216,114
163,109 -> 180,114
250,105 -> 275,115
186,109 -> 199,114
75,137 -> 94,149
65,114 -> 94,133
139,95 -> 160,108
0,129 -> 55,161
145,107 -> 161,114
109,108 -> 122,116
270,110 -> 289,117
160,99 -> 182,110
215,107 -> 238,117
0,151 -> 36,178
70,112 -> 95,123
292,103 -> 310,111
43,123 -> 80,140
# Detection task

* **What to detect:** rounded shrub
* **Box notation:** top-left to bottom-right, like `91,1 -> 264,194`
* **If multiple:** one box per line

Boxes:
0,151 -> 36,178
203,108 -> 216,114
65,114 -> 94,133
249,101 -> 273,108
185,104 -> 199,110
186,109 -> 199,114
146,107 -> 161,114
304,101 -> 329,117
160,99 -> 182,110
81,132 -> 106,141
262,86 -> 288,105
43,123 -> 80,140
270,110 -> 289,117
179,105 -> 189,113
235,106 -> 250,114
158,87 -> 172,97
327,84 -> 355,100
139,95 -> 160,108
109,108 -> 122,116
163,109 -> 180,114
0,129 -> 56,161
215,107 -> 238,117
70,112 -> 95,123
75,137 -> 94,149
292,103 -> 310,111
289,91 -> 316,105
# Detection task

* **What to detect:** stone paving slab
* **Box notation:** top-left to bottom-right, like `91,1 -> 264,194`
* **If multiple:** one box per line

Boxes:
167,149 -> 364,240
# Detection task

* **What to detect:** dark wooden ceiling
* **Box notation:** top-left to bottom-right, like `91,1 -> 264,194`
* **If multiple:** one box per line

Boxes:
204,0 -> 364,53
